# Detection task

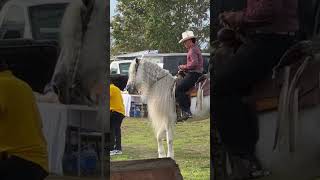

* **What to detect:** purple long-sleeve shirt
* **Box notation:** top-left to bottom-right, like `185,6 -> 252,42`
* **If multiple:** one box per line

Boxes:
180,44 -> 204,73
241,0 -> 299,32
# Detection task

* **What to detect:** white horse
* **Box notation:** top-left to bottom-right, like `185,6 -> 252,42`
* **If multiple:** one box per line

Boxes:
42,0 -> 107,105
126,59 -> 210,158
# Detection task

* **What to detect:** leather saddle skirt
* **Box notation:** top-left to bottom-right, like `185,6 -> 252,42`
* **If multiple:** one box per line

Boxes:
247,40 -> 320,112
185,75 -> 210,97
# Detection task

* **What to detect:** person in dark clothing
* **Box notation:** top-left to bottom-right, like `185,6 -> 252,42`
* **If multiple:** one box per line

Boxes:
212,0 -> 299,178
110,79 -> 126,156
176,30 -> 204,121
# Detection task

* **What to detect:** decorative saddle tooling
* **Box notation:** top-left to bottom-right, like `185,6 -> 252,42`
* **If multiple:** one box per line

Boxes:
175,73 -> 210,98
247,40 -> 316,112
245,40 -> 320,153
187,74 -> 210,97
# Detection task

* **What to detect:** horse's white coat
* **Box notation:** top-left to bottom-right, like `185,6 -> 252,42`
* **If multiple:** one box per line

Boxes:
50,0 -> 106,104
127,60 -> 210,158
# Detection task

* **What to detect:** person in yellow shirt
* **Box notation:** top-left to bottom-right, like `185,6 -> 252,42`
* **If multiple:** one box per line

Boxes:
0,60 -> 48,180
110,78 -> 125,156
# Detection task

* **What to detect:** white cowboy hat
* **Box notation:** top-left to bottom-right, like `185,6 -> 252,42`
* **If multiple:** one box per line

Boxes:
179,30 -> 196,43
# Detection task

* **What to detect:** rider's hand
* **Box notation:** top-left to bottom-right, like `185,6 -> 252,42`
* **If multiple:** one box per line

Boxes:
178,65 -> 185,70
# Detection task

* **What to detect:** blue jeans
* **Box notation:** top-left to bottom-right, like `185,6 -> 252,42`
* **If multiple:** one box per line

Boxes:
175,72 -> 202,112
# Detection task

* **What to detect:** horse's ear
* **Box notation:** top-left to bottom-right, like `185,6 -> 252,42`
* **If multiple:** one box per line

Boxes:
135,58 -> 140,64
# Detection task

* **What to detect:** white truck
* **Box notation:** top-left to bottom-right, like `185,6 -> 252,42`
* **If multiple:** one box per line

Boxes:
0,0 -> 72,40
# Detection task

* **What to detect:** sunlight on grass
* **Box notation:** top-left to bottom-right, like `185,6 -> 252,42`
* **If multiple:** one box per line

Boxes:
111,118 -> 210,179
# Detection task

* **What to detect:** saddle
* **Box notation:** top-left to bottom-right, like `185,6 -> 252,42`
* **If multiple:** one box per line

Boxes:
175,72 -> 210,121
176,72 -> 210,98
246,40 -> 320,153
247,40 -> 318,112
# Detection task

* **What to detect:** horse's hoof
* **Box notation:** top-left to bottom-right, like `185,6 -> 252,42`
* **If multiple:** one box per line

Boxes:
158,154 -> 166,158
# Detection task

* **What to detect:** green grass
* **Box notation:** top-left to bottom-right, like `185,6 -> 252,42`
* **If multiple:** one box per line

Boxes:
111,117 -> 210,180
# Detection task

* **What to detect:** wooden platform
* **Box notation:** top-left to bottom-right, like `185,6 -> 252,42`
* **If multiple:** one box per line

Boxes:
46,176 -> 102,180
111,158 -> 183,180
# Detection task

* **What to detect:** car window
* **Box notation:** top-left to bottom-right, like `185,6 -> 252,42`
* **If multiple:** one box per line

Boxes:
2,5 -> 25,39
203,55 -> 210,73
163,56 -> 186,75
163,55 -> 209,75
119,62 -> 131,75
29,4 -> 68,40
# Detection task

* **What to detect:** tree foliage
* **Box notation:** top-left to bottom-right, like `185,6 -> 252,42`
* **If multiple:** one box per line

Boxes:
111,0 -> 209,55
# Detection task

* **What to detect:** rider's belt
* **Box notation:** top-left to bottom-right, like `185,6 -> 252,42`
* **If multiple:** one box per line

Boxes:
254,30 -> 296,36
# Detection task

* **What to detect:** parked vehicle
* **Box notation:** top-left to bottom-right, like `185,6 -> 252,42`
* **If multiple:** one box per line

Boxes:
0,0 -> 72,40
142,53 -> 210,75
0,39 -> 59,93
114,50 -> 158,61
110,60 -> 132,75
111,52 -> 210,76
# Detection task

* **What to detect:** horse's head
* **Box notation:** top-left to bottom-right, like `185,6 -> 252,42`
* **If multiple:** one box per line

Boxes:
126,58 -> 173,94
126,58 -> 141,94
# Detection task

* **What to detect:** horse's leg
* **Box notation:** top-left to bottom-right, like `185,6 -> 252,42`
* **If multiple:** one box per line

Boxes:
166,124 -> 174,159
157,129 -> 166,158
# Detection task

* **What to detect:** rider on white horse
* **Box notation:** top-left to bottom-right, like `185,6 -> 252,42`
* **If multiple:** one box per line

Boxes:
176,30 -> 204,121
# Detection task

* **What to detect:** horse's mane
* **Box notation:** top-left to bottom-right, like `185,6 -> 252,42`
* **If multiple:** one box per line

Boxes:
139,61 -> 172,83
129,60 -> 174,94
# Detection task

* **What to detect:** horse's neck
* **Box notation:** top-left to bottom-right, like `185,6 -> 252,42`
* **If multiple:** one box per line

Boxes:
145,69 -> 172,84
140,64 -> 174,95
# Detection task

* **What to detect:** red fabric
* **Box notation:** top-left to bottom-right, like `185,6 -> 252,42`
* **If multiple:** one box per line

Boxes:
180,44 -> 204,73
244,0 -> 274,24
232,0 -> 299,32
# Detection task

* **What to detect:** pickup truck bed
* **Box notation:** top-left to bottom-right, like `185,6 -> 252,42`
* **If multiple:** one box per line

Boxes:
0,39 -> 59,93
